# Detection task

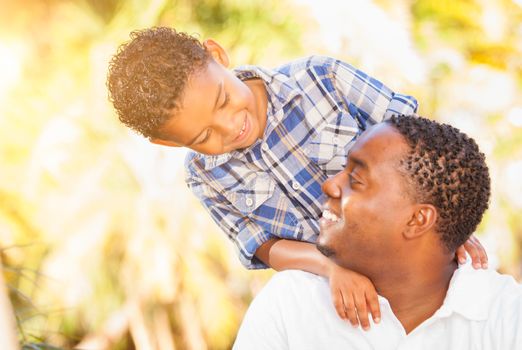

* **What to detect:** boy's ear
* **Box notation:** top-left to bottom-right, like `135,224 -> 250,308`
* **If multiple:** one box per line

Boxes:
403,204 -> 437,240
149,138 -> 182,148
203,39 -> 230,67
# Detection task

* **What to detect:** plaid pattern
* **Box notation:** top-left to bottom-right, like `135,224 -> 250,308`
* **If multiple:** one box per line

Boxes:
185,56 -> 418,269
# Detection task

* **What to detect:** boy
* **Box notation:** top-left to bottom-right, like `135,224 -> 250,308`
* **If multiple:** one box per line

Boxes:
107,27 -> 488,330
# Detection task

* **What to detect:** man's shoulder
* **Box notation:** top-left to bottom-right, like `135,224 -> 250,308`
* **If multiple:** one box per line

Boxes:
476,267 -> 522,302
455,264 -> 521,297
261,270 -> 328,299
444,264 -> 522,323
271,269 -> 325,284
244,270 -> 331,323
477,269 -> 522,346
486,269 -> 522,312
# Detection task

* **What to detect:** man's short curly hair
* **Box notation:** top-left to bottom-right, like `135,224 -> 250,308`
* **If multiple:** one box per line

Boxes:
107,27 -> 211,138
386,115 -> 491,252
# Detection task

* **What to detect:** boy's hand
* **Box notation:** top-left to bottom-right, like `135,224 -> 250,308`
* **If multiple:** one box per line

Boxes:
327,263 -> 380,331
456,234 -> 488,269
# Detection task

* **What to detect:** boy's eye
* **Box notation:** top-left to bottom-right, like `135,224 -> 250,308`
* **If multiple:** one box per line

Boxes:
199,129 -> 212,144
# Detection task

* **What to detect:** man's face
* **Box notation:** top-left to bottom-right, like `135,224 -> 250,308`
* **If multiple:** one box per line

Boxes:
152,59 -> 267,155
317,123 -> 415,275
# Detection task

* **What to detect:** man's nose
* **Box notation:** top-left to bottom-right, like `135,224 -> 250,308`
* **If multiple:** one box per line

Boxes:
322,173 -> 342,198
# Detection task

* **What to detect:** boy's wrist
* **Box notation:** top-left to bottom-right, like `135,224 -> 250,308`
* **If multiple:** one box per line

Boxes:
321,254 -> 337,278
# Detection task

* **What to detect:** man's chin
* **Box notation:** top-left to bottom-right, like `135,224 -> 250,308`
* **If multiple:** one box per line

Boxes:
316,243 -> 335,258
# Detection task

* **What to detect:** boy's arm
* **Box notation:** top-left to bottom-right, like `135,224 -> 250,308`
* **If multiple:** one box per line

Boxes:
186,161 -> 379,328
256,238 -> 381,329
255,238 -> 328,275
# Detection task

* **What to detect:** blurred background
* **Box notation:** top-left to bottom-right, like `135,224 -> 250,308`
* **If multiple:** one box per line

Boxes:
1,0 -> 521,349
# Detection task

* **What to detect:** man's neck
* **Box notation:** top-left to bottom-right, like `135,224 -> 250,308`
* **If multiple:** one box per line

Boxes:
376,260 -> 457,334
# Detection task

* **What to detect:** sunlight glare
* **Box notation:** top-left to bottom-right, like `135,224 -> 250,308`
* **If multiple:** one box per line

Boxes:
0,42 -> 23,98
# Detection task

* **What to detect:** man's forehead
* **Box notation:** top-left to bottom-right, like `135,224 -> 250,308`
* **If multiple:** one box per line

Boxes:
349,124 -> 407,165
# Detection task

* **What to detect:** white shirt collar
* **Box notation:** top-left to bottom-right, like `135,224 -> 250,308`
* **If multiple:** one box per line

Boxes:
438,262 -> 493,321
376,262 -> 493,324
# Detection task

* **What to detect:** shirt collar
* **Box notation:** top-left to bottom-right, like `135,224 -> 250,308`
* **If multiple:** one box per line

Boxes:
233,64 -> 300,114
375,262 -> 495,324
199,152 -> 233,170
198,64 -> 300,171
434,262 -> 494,321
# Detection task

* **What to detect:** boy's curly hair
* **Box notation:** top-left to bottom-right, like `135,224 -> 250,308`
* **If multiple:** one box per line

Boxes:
386,115 -> 491,252
107,27 -> 211,138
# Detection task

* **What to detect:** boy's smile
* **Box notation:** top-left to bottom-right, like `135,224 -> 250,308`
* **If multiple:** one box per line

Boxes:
150,40 -> 268,155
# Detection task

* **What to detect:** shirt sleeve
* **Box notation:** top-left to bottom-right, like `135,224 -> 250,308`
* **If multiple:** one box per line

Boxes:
185,164 -> 273,270
233,274 -> 289,350
330,58 -> 418,126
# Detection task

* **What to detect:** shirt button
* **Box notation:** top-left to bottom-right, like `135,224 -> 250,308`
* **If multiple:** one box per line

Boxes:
261,143 -> 269,151
332,136 -> 339,144
245,197 -> 254,207
292,181 -> 300,190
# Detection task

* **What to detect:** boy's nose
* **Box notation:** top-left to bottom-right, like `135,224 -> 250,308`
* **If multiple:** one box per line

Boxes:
214,118 -> 236,136
215,112 -> 242,137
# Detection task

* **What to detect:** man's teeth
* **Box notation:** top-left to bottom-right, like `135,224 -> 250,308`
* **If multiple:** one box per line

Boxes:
322,209 -> 340,222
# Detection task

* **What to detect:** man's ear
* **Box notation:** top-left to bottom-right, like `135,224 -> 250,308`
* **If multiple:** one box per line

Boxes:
403,204 -> 437,240
203,39 -> 230,67
149,138 -> 182,148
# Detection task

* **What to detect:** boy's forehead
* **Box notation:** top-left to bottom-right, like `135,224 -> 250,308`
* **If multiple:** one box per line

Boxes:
169,61 -> 221,115
188,60 -> 221,86
156,61 -> 225,143
175,61 -> 221,109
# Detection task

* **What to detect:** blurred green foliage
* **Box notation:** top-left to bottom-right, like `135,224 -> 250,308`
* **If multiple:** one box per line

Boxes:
0,0 -> 521,349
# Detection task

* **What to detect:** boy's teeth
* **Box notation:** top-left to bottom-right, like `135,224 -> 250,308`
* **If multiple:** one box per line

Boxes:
239,120 -> 246,135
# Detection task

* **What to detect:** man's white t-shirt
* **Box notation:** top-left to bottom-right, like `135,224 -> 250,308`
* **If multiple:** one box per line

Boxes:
233,264 -> 522,350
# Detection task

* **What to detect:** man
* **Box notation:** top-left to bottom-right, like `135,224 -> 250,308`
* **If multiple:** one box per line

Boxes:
233,114 -> 522,349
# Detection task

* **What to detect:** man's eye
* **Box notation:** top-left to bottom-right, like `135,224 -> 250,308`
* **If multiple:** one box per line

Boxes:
349,173 -> 361,186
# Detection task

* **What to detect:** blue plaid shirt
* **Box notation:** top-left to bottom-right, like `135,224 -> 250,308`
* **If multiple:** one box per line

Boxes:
185,56 -> 418,269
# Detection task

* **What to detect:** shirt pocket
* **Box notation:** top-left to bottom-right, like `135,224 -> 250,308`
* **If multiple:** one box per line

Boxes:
218,169 -> 276,216
306,111 -> 360,172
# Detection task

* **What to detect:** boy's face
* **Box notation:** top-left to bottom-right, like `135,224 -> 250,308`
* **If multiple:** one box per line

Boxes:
150,40 -> 268,155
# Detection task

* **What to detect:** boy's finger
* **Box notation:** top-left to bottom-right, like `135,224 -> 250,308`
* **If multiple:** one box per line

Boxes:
464,239 -> 482,269
332,291 -> 348,321
455,245 -> 467,265
470,235 -> 488,268
344,296 -> 359,327
366,292 -> 381,324
354,293 -> 370,331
